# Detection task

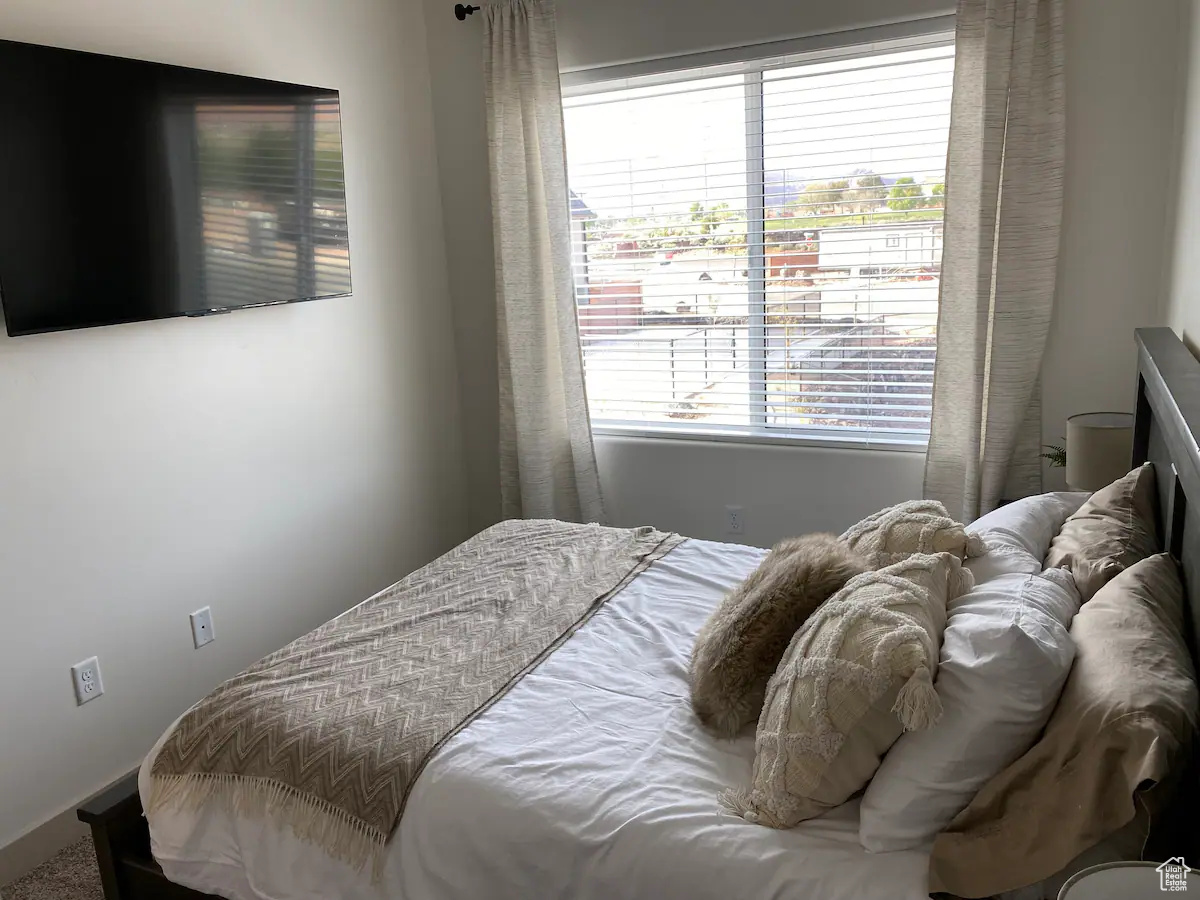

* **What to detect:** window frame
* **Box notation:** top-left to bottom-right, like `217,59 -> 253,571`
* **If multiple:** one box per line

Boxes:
563,22 -> 954,453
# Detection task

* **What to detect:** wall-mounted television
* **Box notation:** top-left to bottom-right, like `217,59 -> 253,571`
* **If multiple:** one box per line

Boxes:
0,38 -> 352,336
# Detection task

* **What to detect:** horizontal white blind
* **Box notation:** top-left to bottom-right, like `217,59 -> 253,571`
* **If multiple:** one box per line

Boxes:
562,37 -> 954,446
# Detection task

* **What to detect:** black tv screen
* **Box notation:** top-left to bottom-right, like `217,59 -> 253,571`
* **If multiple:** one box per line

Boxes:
0,39 -> 352,336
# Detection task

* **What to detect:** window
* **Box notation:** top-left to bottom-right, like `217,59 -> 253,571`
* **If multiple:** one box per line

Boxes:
562,37 -> 954,447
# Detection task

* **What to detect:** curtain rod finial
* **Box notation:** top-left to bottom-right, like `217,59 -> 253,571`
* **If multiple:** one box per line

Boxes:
455,3 -> 480,20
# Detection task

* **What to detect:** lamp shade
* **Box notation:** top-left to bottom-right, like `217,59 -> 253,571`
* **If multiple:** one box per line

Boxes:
1065,412 -> 1134,491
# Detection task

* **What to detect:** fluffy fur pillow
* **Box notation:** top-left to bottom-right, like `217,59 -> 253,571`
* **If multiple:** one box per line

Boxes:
841,500 -> 986,569
690,534 -> 867,737
721,552 -> 974,829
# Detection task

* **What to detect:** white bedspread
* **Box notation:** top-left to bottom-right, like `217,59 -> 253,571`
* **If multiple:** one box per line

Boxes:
140,538 -> 933,900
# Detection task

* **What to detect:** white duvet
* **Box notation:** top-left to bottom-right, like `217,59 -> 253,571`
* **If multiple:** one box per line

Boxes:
140,537 -> 934,900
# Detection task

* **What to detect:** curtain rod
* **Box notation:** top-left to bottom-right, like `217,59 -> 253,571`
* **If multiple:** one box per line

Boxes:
455,4 -> 480,19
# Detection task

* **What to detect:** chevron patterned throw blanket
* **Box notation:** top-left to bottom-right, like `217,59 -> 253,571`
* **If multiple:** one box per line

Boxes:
148,520 -> 685,872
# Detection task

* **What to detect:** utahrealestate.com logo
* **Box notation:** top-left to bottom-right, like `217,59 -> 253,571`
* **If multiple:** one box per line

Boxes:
1160,858 -> 1192,892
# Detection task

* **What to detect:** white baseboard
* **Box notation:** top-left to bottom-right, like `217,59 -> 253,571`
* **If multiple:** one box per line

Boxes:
0,806 -> 90,887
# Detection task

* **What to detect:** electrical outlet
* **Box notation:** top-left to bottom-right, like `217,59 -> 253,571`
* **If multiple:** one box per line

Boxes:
725,505 -> 745,535
190,606 -> 215,649
71,657 -> 104,706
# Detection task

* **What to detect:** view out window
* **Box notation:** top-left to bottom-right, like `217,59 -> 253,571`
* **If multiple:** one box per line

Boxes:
562,39 -> 954,446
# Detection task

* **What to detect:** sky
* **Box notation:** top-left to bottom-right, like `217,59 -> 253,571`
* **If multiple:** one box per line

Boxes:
562,44 -> 955,221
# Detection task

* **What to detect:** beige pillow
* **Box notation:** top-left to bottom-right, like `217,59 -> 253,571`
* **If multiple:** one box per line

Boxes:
928,554 -> 1198,899
721,552 -> 973,828
1043,463 -> 1158,602
841,500 -> 986,569
690,534 -> 867,737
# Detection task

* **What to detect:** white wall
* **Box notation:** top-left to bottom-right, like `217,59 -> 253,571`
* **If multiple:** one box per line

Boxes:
1165,0 -> 1200,349
1041,0 -> 1186,488
0,0 -> 467,861
429,0 -> 1186,540
555,0 -> 954,71
423,0 -> 501,532
597,437 -> 925,546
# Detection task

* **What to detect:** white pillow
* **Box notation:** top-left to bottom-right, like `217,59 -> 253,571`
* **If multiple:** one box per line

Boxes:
858,567 -> 1080,852
965,493 -> 1089,585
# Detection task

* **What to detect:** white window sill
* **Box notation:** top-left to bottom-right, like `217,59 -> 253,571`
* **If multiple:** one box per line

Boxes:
591,423 -> 928,454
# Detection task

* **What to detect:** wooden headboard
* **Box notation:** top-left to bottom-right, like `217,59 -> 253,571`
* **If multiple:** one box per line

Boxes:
1133,327 -> 1200,862
1133,327 -> 1200,657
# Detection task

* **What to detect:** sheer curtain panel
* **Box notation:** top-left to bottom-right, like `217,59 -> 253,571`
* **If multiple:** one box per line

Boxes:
923,0 -> 1065,521
484,0 -> 607,523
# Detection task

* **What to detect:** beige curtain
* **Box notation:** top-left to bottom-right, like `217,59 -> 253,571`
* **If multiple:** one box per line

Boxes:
923,0 -> 1065,522
483,0 -> 606,523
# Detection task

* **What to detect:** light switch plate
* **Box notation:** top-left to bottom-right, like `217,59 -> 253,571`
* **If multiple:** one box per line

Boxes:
190,607 -> 215,649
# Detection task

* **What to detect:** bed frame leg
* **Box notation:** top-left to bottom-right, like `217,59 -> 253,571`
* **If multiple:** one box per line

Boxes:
86,819 -> 124,900
76,770 -> 217,900
77,771 -> 144,900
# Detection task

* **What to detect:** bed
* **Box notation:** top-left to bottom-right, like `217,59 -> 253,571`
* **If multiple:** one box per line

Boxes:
78,326 -> 1200,900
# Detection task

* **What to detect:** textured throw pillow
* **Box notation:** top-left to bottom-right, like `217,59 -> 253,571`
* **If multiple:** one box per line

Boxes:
1043,463 -> 1158,602
690,534 -> 867,736
858,568 -> 1081,852
928,554 -> 1199,899
721,552 -> 974,829
842,500 -> 986,569
964,492 -> 1089,585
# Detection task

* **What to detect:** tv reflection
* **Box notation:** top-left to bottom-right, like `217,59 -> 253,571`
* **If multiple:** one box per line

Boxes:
166,93 -> 352,314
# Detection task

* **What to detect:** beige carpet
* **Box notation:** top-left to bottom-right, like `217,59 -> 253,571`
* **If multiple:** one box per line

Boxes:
0,838 -> 102,900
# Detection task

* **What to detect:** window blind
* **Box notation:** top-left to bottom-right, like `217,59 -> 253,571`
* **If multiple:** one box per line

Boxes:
562,36 -> 954,446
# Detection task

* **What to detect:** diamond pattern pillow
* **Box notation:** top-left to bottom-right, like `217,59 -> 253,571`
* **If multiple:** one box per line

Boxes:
721,552 -> 973,829
842,500 -> 987,569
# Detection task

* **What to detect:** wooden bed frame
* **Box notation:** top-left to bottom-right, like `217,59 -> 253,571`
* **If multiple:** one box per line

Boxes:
74,326 -> 1200,899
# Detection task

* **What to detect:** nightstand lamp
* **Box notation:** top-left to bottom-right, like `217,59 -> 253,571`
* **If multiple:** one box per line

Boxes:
1065,412 -> 1135,491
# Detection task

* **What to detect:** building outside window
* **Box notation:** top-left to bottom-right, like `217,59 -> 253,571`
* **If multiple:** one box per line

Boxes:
562,36 -> 954,448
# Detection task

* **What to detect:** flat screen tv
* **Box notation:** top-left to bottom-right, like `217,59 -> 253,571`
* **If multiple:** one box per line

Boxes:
0,39 -> 352,336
